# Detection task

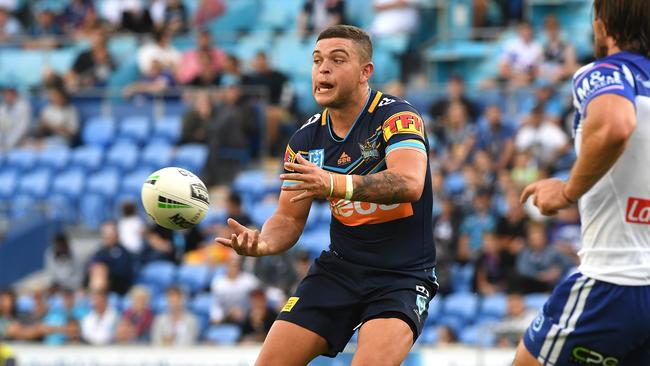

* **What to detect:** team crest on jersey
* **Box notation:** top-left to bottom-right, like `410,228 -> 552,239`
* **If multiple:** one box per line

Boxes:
382,112 -> 424,141
359,139 -> 380,160
337,152 -> 351,165
308,149 -> 324,167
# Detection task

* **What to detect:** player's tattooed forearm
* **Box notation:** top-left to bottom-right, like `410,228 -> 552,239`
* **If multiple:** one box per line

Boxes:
353,172 -> 410,204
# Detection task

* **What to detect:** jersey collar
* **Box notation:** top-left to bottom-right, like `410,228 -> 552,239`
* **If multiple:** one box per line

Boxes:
326,88 -> 374,143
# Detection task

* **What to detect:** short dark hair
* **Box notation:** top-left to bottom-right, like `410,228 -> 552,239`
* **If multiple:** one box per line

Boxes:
594,0 -> 650,57
317,25 -> 373,62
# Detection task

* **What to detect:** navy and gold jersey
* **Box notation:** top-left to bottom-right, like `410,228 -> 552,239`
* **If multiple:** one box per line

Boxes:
283,89 -> 435,270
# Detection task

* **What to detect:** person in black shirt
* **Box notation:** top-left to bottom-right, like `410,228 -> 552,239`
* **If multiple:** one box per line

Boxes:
189,51 -> 222,88
88,221 -> 134,295
240,288 -> 278,343
65,30 -> 115,91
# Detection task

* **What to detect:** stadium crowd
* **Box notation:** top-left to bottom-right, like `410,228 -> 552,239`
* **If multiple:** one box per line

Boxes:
0,0 -> 592,348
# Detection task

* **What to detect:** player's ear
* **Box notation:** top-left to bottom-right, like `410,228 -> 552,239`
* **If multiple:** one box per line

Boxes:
360,62 -> 374,83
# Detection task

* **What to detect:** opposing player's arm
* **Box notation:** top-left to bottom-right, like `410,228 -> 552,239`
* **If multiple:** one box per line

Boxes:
215,190 -> 311,257
563,94 -> 636,201
352,148 -> 427,203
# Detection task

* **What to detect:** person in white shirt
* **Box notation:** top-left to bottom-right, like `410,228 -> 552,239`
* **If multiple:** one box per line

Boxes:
514,104 -> 570,169
0,85 -> 30,152
151,286 -> 198,346
210,256 -> 259,324
499,22 -> 543,86
137,27 -> 181,76
81,291 -> 118,345
370,0 -> 419,37
117,201 -> 145,256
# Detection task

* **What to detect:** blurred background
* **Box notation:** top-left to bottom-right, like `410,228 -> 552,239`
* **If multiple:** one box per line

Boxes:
0,0 -> 594,365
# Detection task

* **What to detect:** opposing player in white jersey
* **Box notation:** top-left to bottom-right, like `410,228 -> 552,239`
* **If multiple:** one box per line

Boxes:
514,1 -> 650,365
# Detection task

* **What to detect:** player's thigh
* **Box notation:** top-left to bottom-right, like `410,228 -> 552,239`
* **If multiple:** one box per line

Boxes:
351,317 -> 413,366
255,320 -> 328,366
513,340 -> 543,366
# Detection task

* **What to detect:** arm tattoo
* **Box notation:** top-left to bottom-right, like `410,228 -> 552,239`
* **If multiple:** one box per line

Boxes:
352,171 -> 411,204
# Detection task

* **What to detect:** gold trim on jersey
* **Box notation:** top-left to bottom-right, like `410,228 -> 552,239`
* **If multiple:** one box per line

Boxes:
321,109 -> 328,126
368,91 -> 383,113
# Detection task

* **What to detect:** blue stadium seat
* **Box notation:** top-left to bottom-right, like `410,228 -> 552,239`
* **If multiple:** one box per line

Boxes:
111,100 -> 154,122
18,168 -> 51,199
86,169 -> 120,197
70,97 -> 104,123
119,115 -> 151,146
52,168 -> 85,199
232,170 -> 268,200
105,142 -> 139,172
0,169 -> 18,200
107,292 -> 123,313
190,292 -> 214,319
48,48 -> 78,74
16,294 -> 35,314
443,292 -> 479,325
419,325 -> 440,345
251,201 -> 278,228
37,145 -> 70,171
205,324 -> 242,345
79,193 -> 111,229
141,142 -> 173,170
71,145 -> 103,172
138,261 -> 177,293
524,293 -> 549,312
298,228 -> 330,255
10,194 -> 38,220
257,0 -> 302,32
198,207 -> 226,230
458,325 -> 496,347
450,263 -> 475,293
426,295 -> 444,325
108,35 -> 138,63
153,115 -> 182,144
6,148 -> 37,171
173,144 -> 208,173
479,293 -> 507,321
151,292 -> 169,314
46,193 -> 78,224
176,265 -> 211,294
120,169 -> 152,197
82,116 -> 116,148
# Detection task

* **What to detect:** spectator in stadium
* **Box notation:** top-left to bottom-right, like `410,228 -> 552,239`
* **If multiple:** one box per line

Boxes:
491,291 -> 538,347
539,15 -> 578,84
436,325 -> 459,346
514,104 -> 571,171
0,6 -> 21,42
210,256 -> 260,325
24,5 -> 62,49
0,84 -> 31,152
64,30 -> 115,92
159,0 -> 189,34
474,232 -> 508,295
188,51 -> 222,88
61,0 -> 94,34
80,290 -> 118,345
0,290 -> 20,341
42,289 -> 83,345
254,251 -> 297,298
13,288 -> 50,341
179,90 -> 214,145
510,150 -> 539,189
514,221 -> 574,293
115,286 -> 153,344
432,197 -> 462,295
495,190 -> 528,276
239,288 -> 278,343
151,286 -> 199,346
457,187 -> 497,262
142,223 -> 204,264
297,0 -> 345,38
193,0 -> 225,28
117,201 -> 145,258
87,221 -> 134,295
122,59 -> 177,99
370,0 -> 419,38
178,29 -> 226,84
203,80 -> 258,186
44,232 -> 83,291
475,104 -> 515,170
72,6 -> 103,39
498,22 -> 542,86
215,193 -> 253,241
244,51 -> 294,156
429,75 -> 480,125
137,26 -> 181,76
548,205 -> 581,264
221,54 -> 247,85
119,1 -> 154,34
31,86 -> 79,148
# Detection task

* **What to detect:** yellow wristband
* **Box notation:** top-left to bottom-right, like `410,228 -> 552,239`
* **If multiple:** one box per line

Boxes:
328,173 -> 334,197
344,175 -> 353,200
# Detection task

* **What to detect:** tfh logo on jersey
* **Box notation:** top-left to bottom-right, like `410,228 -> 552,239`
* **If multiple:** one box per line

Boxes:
330,199 -> 413,226
382,112 -> 424,141
626,197 -> 650,224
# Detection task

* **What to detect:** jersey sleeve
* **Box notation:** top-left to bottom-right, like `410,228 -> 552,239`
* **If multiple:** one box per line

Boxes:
282,129 -> 310,187
381,103 -> 428,157
572,61 -> 636,117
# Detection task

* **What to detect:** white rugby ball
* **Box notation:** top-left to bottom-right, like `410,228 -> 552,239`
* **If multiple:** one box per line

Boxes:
141,167 -> 209,230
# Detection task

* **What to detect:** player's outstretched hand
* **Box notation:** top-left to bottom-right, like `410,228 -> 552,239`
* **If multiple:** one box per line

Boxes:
280,154 -> 331,203
520,178 -> 575,216
215,218 -> 269,257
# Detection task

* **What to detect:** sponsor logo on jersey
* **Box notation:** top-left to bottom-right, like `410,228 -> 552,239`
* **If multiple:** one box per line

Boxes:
359,139 -> 380,160
329,199 -> 413,226
382,111 -> 424,141
190,183 -> 209,205
337,152 -> 351,165
575,67 -> 624,103
281,297 -> 299,312
626,197 -> 650,224
570,346 -> 619,366
308,149 -> 324,167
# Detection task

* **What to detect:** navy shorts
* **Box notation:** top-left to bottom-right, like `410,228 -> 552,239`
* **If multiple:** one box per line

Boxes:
277,250 -> 438,357
523,272 -> 650,366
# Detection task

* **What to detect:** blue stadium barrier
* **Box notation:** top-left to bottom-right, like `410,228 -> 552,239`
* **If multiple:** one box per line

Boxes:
190,292 -> 213,320
442,292 -> 479,325
153,115 -> 182,144
459,324 -> 497,347
478,293 -> 507,322
205,324 -> 242,345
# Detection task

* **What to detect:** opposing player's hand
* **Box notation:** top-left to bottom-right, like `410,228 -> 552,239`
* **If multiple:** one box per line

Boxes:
214,218 -> 268,257
520,178 -> 575,216
280,154 -> 331,203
